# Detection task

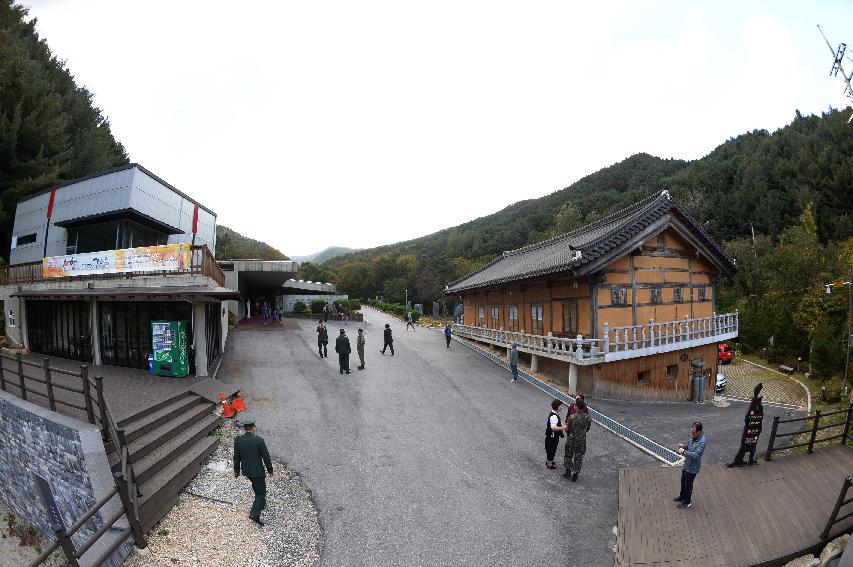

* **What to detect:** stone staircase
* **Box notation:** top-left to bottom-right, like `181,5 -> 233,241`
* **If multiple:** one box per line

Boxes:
108,392 -> 221,532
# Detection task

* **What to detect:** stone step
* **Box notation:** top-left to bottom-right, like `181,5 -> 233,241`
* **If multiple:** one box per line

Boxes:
120,394 -> 202,443
133,413 -> 221,484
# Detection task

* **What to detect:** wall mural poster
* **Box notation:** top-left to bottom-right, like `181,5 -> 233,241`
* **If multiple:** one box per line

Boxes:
42,243 -> 191,278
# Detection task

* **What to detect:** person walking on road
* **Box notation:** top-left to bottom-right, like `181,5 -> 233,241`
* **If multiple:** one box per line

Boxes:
406,311 -> 416,332
509,342 -> 519,382
335,328 -> 351,374
316,320 -> 328,358
380,323 -> 395,355
233,417 -> 273,526
546,399 -> 567,469
674,422 -> 706,509
563,397 -> 591,482
356,328 -> 366,370
444,323 -> 452,348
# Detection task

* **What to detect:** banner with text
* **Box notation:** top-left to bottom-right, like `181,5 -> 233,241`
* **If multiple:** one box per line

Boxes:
43,243 -> 191,278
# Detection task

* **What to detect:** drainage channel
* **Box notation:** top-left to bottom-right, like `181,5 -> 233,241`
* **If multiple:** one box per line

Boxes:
451,334 -> 684,467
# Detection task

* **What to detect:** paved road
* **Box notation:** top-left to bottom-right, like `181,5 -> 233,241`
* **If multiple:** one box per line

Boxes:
218,307 -> 656,567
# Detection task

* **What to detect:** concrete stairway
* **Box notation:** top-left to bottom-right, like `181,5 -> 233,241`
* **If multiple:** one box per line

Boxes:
109,392 -> 221,532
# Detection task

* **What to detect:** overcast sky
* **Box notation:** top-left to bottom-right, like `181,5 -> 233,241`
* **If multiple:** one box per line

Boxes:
23,1 -> 853,257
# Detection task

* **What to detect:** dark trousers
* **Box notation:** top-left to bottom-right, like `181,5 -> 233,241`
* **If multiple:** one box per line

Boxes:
382,341 -> 394,354
357,349 -> 365,367
445,336 -> 451,347
318,342 -> 327,357
545,436 -> 559,461
564,442 -> 586,474
511,363 -> 518,380
339,355 -> 350,372
249,476 -> 267,519
678,470 -> 697,504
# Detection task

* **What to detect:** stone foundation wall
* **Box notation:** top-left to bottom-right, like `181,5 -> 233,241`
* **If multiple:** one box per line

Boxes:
0,390 -> 132,567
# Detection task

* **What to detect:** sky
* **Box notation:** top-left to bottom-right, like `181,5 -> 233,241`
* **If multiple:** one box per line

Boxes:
22,0 -> 853,257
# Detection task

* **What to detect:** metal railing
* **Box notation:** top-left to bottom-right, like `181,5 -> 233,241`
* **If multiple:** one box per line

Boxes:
0,357 -> 147,566
453,311 -> 738,363
0,245 -> 224,287
765,404 -> 853,461
823,476 -> 853,540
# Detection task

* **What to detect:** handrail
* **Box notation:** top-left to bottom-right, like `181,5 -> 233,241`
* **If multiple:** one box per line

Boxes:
0,244 -> 223,286
822,476 -> 853,540
765,404 -> 853,461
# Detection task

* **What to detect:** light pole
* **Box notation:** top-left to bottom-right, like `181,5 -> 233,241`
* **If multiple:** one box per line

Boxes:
405,289 -> 408,308
825,268 -> 852,396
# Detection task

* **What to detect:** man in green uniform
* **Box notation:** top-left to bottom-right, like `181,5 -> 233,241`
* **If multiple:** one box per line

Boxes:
316,320 -> 328,358
356,328 -> 366,370
234,417 -> 273,525
336,328 -> 351,374
563,397 -> 592,482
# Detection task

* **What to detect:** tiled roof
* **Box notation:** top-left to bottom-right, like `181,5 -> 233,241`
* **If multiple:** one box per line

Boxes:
445,190 -> 736,293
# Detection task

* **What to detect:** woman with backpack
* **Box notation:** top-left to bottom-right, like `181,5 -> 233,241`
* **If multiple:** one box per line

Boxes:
546,399 -> 567,469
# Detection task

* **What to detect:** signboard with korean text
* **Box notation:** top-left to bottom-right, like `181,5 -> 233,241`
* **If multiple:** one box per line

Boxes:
43,243 -> 191,278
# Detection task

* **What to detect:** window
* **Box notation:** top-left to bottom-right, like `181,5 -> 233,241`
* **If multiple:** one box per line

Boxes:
650,288 -> 662,304
697,287 -> 707,302
610,286 -> 627,305
531,304 -> 544,334
66,219 -> 168,255
508,305 -> 519,331
7,310 -> 14,328
477,306 -> 485,326
666,364 -> 679,380
637,370 -> 651,385
16,233 -> 37,246
673,287 -> 683,303
491,306 -> 500,328
562,301 -> 578,335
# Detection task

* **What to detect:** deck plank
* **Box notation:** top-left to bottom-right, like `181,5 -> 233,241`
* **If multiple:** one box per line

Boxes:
616,445 -> 853,567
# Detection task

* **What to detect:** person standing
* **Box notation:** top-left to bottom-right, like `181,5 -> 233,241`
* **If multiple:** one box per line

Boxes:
380,323 -> 394,355
316,320 -> 328,358
568,392 -> 590,416
674,422 -> 706,509
545,399 -> 567,469
233,417 -> 273,526
323,304 -> 328,322
444,323 -> 452,348
509,342 -> 519,382
335,328 -> 351,374
563,397 -> 592,482
344,306 -> 350,326
356,328 -> 366,370
405,311 -> 416,332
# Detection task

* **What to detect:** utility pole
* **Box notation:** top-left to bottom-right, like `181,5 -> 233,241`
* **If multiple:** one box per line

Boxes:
825,270 -> 853,397
818,25 -> 853,121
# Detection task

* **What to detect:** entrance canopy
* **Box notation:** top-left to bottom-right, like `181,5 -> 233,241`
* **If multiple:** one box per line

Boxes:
12,285 -> 241,301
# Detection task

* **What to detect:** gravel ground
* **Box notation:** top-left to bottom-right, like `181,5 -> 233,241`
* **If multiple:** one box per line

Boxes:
125,420 -> 320,567
0,499 -> 65,567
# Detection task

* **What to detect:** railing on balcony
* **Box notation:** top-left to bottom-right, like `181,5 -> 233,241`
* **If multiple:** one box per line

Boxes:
453,311 -> 738,363
0,245 -> 225,287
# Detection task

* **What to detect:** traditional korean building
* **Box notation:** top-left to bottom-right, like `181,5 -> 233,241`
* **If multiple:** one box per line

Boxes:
445,190 -> 738,401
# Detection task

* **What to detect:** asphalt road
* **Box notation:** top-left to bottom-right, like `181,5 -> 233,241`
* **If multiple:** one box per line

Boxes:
218,307 -> 657,567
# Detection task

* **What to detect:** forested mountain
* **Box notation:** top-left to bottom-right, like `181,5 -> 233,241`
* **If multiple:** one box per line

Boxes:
328,109 -> 853,380
292,246 -> 360,264
215,225 -> 289,261
0,1 -> 129,260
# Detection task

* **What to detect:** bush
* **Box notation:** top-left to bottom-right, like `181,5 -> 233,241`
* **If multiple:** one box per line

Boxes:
347,299 -> 362,311
366,299 -> 418,321
824,377 -> 845,403
310,300 -> 327,314
293,301 -> 307,313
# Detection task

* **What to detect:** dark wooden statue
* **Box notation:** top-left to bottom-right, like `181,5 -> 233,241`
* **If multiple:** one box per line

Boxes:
728,382 -> 764,467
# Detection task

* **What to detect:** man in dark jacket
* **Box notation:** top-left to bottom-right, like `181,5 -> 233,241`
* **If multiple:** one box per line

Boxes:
335,328 -> 351,374
380,323 -> 394,355
675,421 -> 707,509
234,418 -> 273,525
316,321 -> 328,358
563,397 -> 592,482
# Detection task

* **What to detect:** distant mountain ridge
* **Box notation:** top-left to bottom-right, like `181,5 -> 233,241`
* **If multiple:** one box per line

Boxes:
216,225 -> 289,261
293,246 -> 360,264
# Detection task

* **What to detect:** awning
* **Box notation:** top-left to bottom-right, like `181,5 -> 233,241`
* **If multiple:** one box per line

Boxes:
12,285 -> 242,301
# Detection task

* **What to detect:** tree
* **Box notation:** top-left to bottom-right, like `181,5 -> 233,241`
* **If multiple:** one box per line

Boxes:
299,261 -> 333,284
552,202 -> 583,235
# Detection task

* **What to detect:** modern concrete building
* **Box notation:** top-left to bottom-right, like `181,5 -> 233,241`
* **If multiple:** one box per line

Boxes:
219,260 -> 299,320
0,164 -> 238,376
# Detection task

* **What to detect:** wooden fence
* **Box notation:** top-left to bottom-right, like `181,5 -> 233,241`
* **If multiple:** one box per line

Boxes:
765,404 -> 853,461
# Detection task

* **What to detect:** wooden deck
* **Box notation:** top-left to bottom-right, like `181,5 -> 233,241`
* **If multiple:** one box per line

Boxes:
616,444 -> 853,567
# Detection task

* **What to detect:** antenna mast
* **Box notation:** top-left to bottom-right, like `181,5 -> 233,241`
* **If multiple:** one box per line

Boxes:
818,25 -> 853,122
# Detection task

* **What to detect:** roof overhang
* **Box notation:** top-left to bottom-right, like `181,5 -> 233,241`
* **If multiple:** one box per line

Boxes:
54,208 -> 182,235
13,285 -> 241,301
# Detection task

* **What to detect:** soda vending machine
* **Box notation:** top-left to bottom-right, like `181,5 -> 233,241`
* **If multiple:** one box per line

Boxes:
151,320 -> 190,377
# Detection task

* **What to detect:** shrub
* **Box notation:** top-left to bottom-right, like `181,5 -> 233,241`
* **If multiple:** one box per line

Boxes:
824,377 -> 845,403
347,299 -> 362,311
310,300 -> 327,314
293,301 -> 307,313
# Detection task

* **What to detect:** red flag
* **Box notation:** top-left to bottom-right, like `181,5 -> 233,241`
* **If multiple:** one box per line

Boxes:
46,188 -> 56,218
192,203 -> 199,233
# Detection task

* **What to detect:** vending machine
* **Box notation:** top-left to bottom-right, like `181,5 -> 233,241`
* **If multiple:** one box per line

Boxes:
151,320 -> 189,377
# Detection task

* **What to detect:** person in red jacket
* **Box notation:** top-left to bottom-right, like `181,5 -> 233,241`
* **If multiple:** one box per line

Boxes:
568,392 -> 590,416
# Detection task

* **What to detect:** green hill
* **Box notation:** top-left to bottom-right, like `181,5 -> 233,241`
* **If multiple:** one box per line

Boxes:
293,246 -> 360,264
215,225 -> 289,261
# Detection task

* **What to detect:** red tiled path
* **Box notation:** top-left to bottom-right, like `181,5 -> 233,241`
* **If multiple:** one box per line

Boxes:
615,444 -> 853,566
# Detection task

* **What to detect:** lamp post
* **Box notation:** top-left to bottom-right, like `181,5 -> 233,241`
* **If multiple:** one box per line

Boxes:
825,269 -> 852,396
405,289 -> 408,308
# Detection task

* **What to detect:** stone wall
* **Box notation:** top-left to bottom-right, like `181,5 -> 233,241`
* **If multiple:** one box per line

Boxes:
0,390 -> 132,567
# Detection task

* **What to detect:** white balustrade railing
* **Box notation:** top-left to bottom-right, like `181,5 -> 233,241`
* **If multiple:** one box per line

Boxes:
452,311 -> 738,363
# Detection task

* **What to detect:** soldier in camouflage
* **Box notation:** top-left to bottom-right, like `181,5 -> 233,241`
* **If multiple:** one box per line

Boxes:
563,397 -> 591,482
356,328 -> 366,370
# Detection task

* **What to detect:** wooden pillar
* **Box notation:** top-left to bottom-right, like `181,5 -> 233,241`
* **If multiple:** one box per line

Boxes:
630,254 -> 637,326
89,298 -> 101,365
688,255 -> 695,319
548,283 -> 554,334
193,302 -> 208,377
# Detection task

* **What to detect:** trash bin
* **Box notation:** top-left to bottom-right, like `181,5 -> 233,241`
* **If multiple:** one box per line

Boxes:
148,354 -> 154,375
